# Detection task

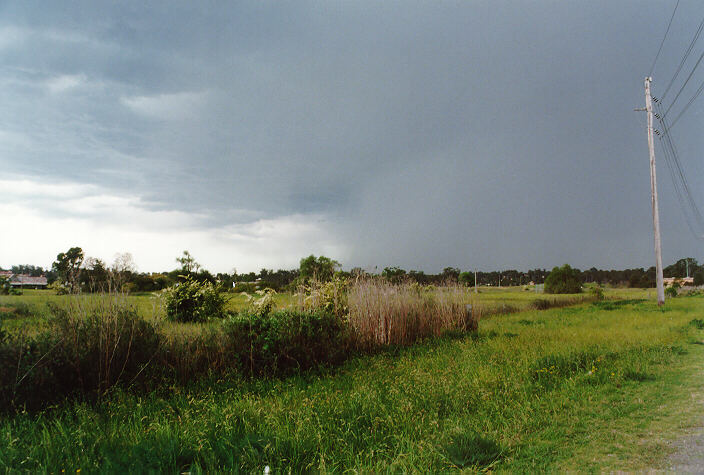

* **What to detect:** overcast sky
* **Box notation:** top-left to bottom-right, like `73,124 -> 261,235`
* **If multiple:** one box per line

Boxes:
1,1 -> 702,273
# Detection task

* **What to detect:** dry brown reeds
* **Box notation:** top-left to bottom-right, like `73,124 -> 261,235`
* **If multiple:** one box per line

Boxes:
347,279 -> 478,348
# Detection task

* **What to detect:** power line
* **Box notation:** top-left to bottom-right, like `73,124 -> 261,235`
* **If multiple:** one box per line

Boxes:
664,50 -> 704,116
650,0 -> 681,77
661,15 -> 704,100
654,100 -> 704,239
668,78 -> 704,129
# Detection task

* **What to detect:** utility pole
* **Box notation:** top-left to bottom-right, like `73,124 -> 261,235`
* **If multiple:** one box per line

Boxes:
641,77 -> 665,306
474,269 -> 478,293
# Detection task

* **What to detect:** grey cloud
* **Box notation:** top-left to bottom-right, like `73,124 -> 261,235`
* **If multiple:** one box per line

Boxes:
0,0 -> 702,272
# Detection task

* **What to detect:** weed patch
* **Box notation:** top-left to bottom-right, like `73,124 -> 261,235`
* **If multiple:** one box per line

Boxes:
592,299 -> 646,311
444,429 -> 503,469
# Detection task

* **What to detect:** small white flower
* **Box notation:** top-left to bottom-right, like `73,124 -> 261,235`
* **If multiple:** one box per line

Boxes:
264,466 -> 270,475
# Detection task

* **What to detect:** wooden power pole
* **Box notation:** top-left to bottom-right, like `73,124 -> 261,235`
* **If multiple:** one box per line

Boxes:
644,77 -> 665,306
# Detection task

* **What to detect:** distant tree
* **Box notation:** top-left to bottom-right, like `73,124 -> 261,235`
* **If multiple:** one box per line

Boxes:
694,269 -> 704,287
299,255 -> 340,282
458,271 -> 474,286
664,258 -> 698,278
441,267 -> 461,283
111,252 -> 136,291
544,264 -> 582,294
10,264 -> 45,277
81,257 -> 109,292
0,276 -> 10,295
176,250 -> 200,274
52,247 -> 84,293
408,270 -> 428,284
382,266 -> 407,283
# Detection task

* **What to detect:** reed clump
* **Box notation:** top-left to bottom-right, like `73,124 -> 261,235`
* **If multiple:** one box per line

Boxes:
347,279 -> 478,348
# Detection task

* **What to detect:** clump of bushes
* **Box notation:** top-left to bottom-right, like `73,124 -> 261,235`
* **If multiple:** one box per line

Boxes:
222,309 -> 349,376
0,299 -> 162,411
163,276 -> 226,322
589,285 -> 605,300
544,264 -> 582,294
665,285 -> 679,298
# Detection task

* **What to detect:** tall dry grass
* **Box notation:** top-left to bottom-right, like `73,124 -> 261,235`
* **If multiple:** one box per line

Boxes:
347,280 -> 478,348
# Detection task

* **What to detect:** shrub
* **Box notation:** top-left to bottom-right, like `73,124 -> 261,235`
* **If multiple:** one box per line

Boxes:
0,277 -> 10,295
48,281 -> 70,295
589,285 -> 605,300
244,288 -> 277,316
694,269 -> 704,286
544,264 -> 582,294
297,277 -> 348,317
163,276 -> 226,322
665,286 -> 678,298
0,299 -> 162,411
222,309 -> 349,376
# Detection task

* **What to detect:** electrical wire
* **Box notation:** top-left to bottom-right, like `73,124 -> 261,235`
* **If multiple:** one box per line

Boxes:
664,50 -> 704,116
651,0 -> 681,77
661,15 -> 704,100
654,101 -> 704,239
668,78 -> 704,129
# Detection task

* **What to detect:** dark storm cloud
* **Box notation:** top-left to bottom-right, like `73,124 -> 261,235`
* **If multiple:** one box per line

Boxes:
1,0 -> 702,272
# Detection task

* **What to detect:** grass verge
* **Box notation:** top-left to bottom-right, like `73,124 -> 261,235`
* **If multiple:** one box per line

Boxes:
0,296 -> 703,471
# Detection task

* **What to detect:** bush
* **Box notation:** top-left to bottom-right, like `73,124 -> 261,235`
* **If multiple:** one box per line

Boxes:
694,269 -> 704,286
0,300 -> 162,411
589,285 -> 605,300
48,281 -> 69,295
222,309 -> 349,376
665,286 -> 678,298
163,276 -> 226,322
544,264 -> 582,294
0,277 -> 10,295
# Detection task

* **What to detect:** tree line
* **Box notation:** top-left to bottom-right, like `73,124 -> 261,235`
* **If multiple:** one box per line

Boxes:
1,248 -> 702,294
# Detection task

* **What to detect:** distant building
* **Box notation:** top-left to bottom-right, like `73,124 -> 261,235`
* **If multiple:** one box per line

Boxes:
0,270 -> 12,278
8,274 -> 48,289
663,276 -> 694,286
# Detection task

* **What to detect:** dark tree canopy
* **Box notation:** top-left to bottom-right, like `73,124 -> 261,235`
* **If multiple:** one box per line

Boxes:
52,247 -> 84,293
544,264 -> 582,294
299,255 -> 340,282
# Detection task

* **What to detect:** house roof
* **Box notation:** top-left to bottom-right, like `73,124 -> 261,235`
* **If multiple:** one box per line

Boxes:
9,275 -> 48,286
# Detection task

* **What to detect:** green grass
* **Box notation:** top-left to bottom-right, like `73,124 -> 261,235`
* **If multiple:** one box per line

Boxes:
1,294 -> 703,471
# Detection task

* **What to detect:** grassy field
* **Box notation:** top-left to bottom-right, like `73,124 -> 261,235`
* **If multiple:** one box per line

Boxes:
1,288 -> 703,471
0,285 -> 605,333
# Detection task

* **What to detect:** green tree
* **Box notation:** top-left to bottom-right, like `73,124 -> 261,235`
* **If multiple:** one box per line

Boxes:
52,247 -> 84,294
441,267 -> 461,283
458,271 -> 474,286
299,255 -> 340,282
544,264 -> 582,294
382,266 -> 407,283
176,250 -> 200,274
694,269 -> 704,286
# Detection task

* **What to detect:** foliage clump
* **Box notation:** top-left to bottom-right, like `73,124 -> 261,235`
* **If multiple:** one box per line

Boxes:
544,264 -> 582,294
299,255 -> 340,283
589,284 -> 605,300
163,276 -> 226,322
0,300 -> 161,411
665,285 -> 678,298
222,309 -> 349,376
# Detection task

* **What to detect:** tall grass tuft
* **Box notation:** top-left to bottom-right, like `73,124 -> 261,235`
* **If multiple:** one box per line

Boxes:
347,280 -> 477,348
0,295 -> 162,411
